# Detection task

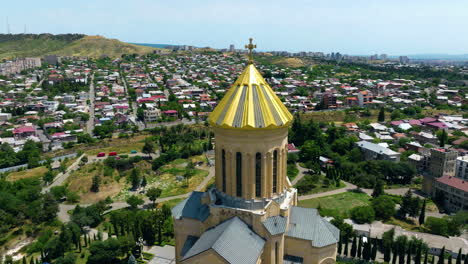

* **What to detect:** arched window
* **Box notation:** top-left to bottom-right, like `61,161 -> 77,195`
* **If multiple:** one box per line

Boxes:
255,152 -> 262,197
236,152 -> 242,197
273,150 -> 278,193
222,149 -> 226,192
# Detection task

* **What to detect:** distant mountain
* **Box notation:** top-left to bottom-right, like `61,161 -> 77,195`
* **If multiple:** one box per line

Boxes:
0,34 -> 161,59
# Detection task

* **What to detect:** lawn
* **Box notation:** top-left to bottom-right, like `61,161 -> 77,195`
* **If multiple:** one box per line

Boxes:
297,180 -> 346,196
298,191 -> 371,218
6,166 -> 48,181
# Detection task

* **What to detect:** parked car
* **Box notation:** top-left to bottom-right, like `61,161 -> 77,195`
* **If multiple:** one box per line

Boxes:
108,152 -> 118,156
130,150 -> 138,154
97,152 -> 105,157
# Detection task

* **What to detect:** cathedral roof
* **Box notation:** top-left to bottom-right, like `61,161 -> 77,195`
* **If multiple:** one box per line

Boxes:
287,207 -> 340,247
182,217 -> 265,264
208,54 -> 293,129
172,192 -> 210,222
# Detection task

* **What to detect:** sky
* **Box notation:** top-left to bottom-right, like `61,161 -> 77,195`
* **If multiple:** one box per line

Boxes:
2,0 -> 468,55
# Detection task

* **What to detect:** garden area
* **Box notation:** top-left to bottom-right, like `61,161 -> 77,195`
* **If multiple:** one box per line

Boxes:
298,191 -> 371,218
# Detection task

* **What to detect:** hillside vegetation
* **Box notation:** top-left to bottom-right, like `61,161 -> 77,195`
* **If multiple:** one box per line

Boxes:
0,34 -> 158,59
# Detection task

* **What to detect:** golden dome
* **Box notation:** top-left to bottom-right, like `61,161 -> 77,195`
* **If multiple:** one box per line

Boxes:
208,63 -> 293,130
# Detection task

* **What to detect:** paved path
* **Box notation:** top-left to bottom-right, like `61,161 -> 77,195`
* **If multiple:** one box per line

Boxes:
291,163 -> 308,185
298,181 -> 357,201
42,154 -> 85,193
57,165 -> 215,222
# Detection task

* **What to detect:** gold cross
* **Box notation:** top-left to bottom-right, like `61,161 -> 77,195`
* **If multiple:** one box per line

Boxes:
245,38 -> 256,64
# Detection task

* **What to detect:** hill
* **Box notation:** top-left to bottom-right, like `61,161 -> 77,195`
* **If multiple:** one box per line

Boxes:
0,34 -> 159,59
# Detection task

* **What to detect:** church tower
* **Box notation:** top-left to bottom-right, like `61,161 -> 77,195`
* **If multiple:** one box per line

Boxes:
172,39 -> 339,264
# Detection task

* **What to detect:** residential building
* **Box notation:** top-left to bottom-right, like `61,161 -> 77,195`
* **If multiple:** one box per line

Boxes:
422,148 -> 458,194
456,156 -> 468,180
356,141 -> 401,162
144,108 -> 161,123
172,57 -> 338,264
432,175 -> 468,212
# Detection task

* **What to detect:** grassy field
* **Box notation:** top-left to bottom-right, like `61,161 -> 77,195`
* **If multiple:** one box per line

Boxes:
84,135 -> 147,156
298,191 -> 371,218
298,180 -> 346,196
6,166 -> 48,181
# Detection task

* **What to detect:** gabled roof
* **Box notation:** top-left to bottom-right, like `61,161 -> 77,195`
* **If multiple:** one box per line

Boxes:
182,217 -> 265,264
208,64 -> 293,130
262,215 -> 287,236
172,192 -> 210,222
286,207 -> 339,247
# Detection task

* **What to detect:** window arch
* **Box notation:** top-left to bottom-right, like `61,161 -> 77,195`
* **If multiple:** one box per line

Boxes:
273,150 -> 278,193
222,149 -> 226,192
255,152 -> 262,197
236,152 -> 242,197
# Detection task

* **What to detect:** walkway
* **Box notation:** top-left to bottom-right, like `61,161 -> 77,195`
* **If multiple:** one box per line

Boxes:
298,181 -> 357,201
86,73 -> 95,135
290,163 -> 308,186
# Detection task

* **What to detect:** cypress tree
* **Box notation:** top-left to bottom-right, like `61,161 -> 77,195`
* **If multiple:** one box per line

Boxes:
357,236 -> 362,259
448,255 -> 453,264
22,257 -> 27,264
392,246 -> 398,264
344,235 -> 349,256
399,248 -> 406,264
84,234 -> 87,247
455,249 -> 462,264
431,255 -> 435,264
415,244 -> 422,264
407,246 -> 412,264
464,254 -> 468,264
371,238 -> 378,261
338,235 -> 343,255
29,256 -> 34,264
351,235 -> 357,258
438,247 -> 445,264
384,242 -> 392,263
424,250 -> 428,264
363,240 -> 372,261
419,199 -> 426,225
378,107 -> 385,122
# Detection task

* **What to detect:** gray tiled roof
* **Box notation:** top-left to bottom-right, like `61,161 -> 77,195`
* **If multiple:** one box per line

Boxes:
262,215 -> 287,236
356,140 -> 399,156
171,192 -> 210,222
182,217 -> 265,264
287,207 -> 339,248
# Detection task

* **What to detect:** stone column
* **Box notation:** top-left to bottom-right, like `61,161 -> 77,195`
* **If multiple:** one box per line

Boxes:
249,153 -> 255,199
261,152 -> 267,199
266,151 -> 273,198
215,146 -> 221,191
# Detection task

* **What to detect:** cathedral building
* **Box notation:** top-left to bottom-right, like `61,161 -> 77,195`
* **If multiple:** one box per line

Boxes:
172,39 -> 339,264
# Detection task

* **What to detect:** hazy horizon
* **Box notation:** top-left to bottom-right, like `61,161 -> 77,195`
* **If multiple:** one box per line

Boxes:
2,0 -> 468,56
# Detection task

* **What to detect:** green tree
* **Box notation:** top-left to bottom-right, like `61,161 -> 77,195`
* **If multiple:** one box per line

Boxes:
43,170 -> 55,185
90,175 -> 100,192
378,107 -> 386,122
438,247 -> 445,264
126,195 -> 144,210
456,249 -> 462,264
419,199 -> 426,225
372,180 -> 384,197
425,217 -> 449,236
142,140 -> 155,158
350,206 -> 375,224
146,187 -> 162,209
372,195 -> 396,220
357,236 -> 362,259
129,169 -> 140,190
436,130 -> 448,147
351,235 -> 357,258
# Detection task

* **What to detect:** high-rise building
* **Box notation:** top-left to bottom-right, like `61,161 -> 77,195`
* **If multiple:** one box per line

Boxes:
172,40 -> 339,264
422,148 -> 458,194
399,56 -> 410,64
229,44 -> 235,52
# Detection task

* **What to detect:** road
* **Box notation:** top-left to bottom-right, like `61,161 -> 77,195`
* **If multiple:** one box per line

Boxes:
57,165 -> 215,222
120,72 -> 146,130
86,73 -> 95,135
42,154 -> 85,193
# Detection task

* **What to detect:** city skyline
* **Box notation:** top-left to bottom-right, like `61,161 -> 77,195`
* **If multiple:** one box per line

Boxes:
2,0 -> 468,55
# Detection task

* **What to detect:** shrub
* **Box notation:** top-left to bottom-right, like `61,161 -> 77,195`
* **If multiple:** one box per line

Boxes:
350,206 -> 375,224
372,195 -> 396,220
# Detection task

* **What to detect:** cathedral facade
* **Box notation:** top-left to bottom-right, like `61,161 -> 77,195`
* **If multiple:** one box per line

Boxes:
172,40 -> 339,264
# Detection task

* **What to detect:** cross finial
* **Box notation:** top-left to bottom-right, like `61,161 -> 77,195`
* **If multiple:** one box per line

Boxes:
245,38 -> 256,64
